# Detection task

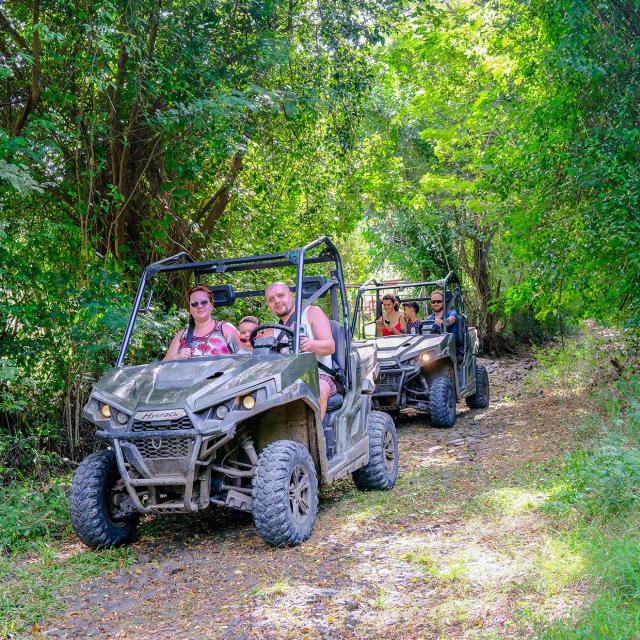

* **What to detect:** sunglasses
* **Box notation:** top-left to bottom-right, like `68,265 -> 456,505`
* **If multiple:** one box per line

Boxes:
190,299 -> 210,308
430,299 -> 443,304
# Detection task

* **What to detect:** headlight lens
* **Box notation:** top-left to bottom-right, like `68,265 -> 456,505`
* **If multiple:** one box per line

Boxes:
215,404 -> 229,419
116,411 -> 129,425
419,352 -> 431,364
242,395 -> 256,410
101,404 -> 112,418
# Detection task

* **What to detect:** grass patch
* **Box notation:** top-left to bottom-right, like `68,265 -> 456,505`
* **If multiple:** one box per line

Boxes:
0,545 -> 135,637
0,473 -> 135,636
249,578 -> 290,600
0,478 -> 71,554
526,335 -> 640,638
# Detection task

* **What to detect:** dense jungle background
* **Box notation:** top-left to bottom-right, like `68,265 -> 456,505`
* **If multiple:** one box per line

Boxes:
2,0 -> 638,473
2,2 -> 640,637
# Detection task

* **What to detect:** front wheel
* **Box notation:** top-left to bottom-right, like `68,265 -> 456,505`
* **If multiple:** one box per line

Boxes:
252,441 -> 318,547
352,411 -> 398,490
429,375 -> 457,428
466,364 -> 490,409
69,450 -> 139,548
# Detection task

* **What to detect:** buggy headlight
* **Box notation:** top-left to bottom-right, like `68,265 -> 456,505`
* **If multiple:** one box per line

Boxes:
116,411 -> 129,425
241,394 -> 256,410
215,404 -> 229,419
419,352 -> 431,364
101,404 -> 112,419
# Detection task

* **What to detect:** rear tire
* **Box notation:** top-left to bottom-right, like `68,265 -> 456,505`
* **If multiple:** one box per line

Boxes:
429,375 -> 457,428
352,411 -> 398,490
69,450 -> 139,548
252,441 -> 318,547
466,364 -> 490,409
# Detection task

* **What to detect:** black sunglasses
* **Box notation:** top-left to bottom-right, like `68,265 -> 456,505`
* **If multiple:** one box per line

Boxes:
430,299 -> 443,304
190,300 -> 210,308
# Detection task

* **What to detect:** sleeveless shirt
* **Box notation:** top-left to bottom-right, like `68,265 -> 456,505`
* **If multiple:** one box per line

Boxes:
178,320 -> 230,356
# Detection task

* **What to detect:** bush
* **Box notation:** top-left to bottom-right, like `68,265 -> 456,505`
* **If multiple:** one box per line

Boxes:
0,479 -> 70,554
551,433 -> 640,517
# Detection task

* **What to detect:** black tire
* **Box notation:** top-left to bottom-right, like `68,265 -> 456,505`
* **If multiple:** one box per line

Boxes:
69,450 -> 139,548
429,375 -> 457,428
252,440 -> 318,547
352,411 -> 398,490
466,364 -> 490,409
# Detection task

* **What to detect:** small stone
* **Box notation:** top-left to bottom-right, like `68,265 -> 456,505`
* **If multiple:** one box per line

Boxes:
345,614 -> 359,628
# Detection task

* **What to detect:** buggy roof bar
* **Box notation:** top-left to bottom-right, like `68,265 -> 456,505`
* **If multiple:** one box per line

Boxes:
350,272 -> 461,338
117,237 -> 350,370
143,246 -> 336,279
355,272 -> 459,292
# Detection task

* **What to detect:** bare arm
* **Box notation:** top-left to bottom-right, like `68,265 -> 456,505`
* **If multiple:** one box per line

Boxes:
164,330 -> 189,360
301,306 -> 335,356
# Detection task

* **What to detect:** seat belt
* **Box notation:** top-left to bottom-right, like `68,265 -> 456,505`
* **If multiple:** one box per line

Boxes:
185,323 -> 195,348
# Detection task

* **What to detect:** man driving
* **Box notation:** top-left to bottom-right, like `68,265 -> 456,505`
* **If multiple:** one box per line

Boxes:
264,282 -> 336,417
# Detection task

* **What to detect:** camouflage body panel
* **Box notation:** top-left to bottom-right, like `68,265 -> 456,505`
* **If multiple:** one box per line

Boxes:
357,330 -> 478,412
82,347 -> 374,514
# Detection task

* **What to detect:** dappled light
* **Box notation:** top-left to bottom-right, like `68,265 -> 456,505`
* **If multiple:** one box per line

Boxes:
3,0 -> 640,636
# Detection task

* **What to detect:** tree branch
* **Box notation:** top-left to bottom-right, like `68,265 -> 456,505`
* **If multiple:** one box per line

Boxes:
12,0 -> 41,135
0,11 -> 28,50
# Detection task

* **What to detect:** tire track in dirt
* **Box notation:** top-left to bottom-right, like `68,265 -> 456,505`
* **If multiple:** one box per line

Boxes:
42,353 -> 588,640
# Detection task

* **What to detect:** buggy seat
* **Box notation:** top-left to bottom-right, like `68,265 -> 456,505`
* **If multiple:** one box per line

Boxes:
325,319 -> 345,412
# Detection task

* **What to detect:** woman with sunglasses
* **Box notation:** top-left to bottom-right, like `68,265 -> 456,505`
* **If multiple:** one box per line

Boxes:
164,285 -> 240,360
426,289 -> 458,336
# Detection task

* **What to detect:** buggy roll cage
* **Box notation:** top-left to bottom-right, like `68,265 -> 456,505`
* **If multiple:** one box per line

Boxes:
117,237 -> 352,385
350,272 -> 463,338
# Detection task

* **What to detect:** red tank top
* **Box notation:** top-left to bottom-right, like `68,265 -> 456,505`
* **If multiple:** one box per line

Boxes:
179,320 -> 230,356
381,321 -> 402,336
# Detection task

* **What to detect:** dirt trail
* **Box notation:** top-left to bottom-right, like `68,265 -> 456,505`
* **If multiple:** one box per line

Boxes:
43,354 -> 588,640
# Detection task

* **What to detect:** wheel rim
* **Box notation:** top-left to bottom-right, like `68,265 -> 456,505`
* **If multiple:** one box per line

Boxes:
288,464 -> 311,523
105,481 -> 131,527
383,428 -> 395,476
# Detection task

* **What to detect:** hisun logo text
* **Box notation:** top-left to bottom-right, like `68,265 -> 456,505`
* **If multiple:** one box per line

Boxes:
135,409 -> 186,421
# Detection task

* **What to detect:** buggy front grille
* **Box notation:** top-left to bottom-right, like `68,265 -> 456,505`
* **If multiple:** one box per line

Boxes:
379,370 -> 402,388
122,436 -> 193,459
131,416 -> 193,432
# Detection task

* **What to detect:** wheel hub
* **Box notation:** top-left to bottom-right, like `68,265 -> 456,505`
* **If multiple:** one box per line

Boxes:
288,464 -> 311,523
383,429 -> 395,475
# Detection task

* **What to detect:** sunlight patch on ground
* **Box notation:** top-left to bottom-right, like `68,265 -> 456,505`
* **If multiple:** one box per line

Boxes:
248,524 -> 575,639
483,486 -> 552,516
534,536 -> 586,594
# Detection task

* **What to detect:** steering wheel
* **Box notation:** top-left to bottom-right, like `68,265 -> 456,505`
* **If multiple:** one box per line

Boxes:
249,323 -> 296,353
421,321 -> 443,335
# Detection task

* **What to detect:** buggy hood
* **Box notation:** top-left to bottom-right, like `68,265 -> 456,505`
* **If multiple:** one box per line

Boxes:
91,353 -> 319,412
373,335 -> 444,363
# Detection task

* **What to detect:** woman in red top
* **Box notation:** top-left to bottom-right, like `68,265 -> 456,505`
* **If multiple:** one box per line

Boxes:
164,285 -> 240,360
376,293 -> 407,337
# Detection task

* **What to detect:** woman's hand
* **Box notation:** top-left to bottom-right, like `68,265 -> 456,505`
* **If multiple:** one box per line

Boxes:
178,347 -> 193,358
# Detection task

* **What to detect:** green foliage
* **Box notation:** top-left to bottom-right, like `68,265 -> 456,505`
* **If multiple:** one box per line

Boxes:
0,479 -> 70,554
526,338 -> 640,639
552,433 -> 640,517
